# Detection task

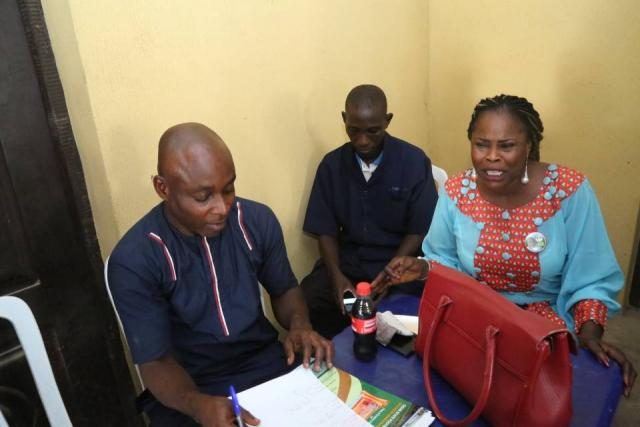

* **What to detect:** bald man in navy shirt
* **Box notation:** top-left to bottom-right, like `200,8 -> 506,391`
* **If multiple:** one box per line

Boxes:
108,123 -> 332,426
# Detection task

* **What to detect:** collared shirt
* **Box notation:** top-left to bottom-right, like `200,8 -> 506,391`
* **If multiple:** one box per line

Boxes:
303,133 -> 438,280
107,198 -> 297,391
355,151 -> 384,182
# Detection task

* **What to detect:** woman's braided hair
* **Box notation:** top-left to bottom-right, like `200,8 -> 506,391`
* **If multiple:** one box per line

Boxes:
466,95 -> 544,161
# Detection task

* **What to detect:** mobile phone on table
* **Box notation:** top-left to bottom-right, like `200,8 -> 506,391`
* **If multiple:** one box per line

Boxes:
343,290 -> 356,313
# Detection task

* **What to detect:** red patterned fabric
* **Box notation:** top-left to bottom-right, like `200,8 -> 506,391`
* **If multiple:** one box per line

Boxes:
524,301 -> 566,328
573,299 -> 608,333
521,300 -> 608,333
445,165 -> 585,292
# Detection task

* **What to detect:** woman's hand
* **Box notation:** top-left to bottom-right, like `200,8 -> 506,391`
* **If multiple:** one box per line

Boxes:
578,321 -> 637,397
371,256 -> 428,295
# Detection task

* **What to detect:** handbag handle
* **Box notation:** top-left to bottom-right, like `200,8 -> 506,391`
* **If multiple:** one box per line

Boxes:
423,295 -> 500,427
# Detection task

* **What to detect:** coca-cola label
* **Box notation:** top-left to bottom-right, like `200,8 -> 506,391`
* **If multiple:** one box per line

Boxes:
352,317 -> 376,334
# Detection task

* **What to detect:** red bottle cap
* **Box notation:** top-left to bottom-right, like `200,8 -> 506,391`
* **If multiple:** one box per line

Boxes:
355,282 -> 371,296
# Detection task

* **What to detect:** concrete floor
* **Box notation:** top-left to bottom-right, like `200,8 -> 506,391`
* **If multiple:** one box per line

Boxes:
605,306 -> 640,426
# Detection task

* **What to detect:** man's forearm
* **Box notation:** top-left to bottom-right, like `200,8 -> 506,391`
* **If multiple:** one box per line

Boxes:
394,234 -> 424,258
271,286 -> 312,331
139,354 -> 208,421
318,235 -> 342,278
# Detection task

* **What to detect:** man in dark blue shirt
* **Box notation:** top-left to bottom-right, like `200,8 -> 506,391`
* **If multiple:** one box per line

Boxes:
301,85 -> 438,338
108,123 -> 332,426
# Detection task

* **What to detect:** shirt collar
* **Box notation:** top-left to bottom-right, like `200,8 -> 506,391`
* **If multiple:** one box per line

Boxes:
355,150 -> 384,168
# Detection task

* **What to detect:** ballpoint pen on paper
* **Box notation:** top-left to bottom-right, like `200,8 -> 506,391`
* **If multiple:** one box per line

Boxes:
229,385 -> 245,427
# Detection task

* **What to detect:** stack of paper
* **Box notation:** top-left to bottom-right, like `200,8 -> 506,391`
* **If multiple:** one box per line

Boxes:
237,365 -> 434,427
237,365 -> 369,426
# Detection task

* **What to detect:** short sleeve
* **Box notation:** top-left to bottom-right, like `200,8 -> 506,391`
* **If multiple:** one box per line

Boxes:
405,155 -> 439,235
303,160 -> 338,236
107,258 -> 172,364
555,180 -> 623,331
422,188 -> 463,270
256,208 -> 298,297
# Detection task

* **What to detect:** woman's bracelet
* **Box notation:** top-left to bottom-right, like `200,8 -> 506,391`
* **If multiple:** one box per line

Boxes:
417,257 -> 431,281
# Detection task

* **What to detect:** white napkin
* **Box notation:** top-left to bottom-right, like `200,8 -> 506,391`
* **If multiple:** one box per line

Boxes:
375,311 -> 415,346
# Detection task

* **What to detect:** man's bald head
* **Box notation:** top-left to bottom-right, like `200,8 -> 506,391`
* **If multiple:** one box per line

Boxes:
157,122 -> 232,178
342,85 -> 393,163
153,123 -> 237,237
345,84 -> 387,113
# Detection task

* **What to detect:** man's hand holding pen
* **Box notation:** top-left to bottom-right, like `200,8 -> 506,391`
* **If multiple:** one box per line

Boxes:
190,394 -> 259,427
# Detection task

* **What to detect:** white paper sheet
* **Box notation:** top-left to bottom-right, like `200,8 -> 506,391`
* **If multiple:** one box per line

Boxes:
400,407 -> 436,426
395,315 -> 419,335
237,365 -> 371,427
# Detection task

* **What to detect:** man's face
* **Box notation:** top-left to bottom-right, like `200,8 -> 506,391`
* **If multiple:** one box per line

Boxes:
154,144 -> 236,238
342,105 -> 392,163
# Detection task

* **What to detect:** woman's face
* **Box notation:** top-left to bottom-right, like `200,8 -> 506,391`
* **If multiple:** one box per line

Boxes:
470,110 -> 530,194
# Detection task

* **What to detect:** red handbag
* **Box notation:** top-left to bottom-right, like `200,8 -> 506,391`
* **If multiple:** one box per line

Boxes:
415,263 -> 574,427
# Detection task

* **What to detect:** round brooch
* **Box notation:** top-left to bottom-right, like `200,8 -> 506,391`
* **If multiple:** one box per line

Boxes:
524,232 -> 547,253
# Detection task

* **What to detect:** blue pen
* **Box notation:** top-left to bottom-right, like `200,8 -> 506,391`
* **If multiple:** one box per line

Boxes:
229,385 -> 245,427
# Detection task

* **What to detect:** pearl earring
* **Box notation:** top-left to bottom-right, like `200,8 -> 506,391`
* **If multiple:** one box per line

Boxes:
521,160 -> 529,184
471,168 -> 477,179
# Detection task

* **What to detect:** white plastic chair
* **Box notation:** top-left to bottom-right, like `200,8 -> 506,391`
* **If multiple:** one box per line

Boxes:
0,407 -> 8,427
431,164 -> 448,191
0,296 -> 72,426
103,256 -> 145,388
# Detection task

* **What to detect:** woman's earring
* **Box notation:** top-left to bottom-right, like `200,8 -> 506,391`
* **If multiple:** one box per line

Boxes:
521,160 -> 529,184
471,168 -> 477,179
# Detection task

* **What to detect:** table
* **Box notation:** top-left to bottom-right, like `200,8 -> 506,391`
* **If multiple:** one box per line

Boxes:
333,293 -> 624,427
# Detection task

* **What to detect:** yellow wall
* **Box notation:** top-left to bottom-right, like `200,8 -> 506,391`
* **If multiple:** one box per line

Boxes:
42,1 -> 639,296
426,0 -> 640,300
41,0 -> 429,280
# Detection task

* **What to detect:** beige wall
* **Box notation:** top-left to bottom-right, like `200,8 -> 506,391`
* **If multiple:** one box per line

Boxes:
42,0 -> 429,280
427,0 -> 640,300
42,1 -> 639,296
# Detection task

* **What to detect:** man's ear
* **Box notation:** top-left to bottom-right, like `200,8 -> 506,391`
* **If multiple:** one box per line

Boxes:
153,175 -> 169,201
341,111 -> 347,123
385,112 -> 394,126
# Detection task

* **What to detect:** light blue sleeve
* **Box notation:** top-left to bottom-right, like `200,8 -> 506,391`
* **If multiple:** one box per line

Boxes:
422,188 -> 463,270
555,179 -> 623,329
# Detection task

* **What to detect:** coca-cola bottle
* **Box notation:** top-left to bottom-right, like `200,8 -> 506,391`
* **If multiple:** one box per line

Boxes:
351,282 -> 377,361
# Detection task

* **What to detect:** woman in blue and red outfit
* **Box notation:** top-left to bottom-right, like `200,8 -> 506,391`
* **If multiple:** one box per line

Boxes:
372,94 -> 636,396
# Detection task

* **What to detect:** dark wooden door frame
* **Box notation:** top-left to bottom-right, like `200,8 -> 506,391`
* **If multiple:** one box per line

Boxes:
17,1 -> 102,274
5,0 -> 141,424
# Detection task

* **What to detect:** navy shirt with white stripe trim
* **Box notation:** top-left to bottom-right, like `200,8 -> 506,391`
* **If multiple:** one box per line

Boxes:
107,197 -> 297,392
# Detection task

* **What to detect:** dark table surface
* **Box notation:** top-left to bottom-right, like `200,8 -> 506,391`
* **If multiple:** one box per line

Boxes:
333,292 -> 624,427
